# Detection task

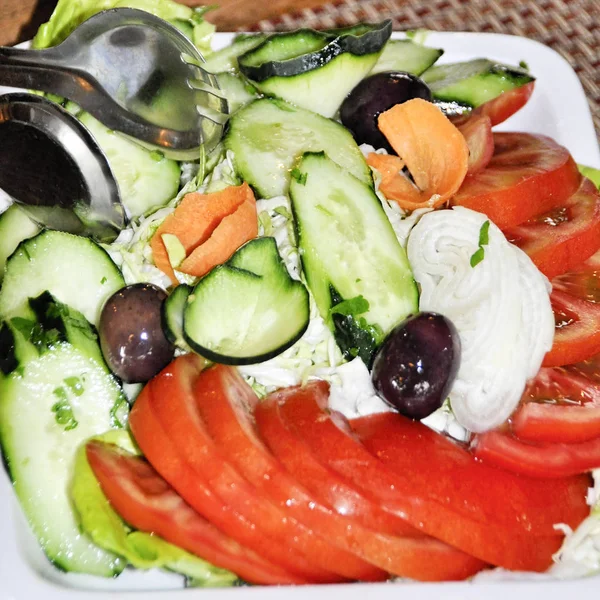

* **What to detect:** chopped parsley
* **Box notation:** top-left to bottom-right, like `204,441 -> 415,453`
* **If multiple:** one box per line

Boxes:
329,295 -> 370,317
470,220 -> 490,268
64,376 -> 84,397
52,388 -> 78,431
291,168 -> 308,185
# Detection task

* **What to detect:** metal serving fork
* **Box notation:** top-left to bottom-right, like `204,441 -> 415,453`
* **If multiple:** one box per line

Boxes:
0,8 -> 228,159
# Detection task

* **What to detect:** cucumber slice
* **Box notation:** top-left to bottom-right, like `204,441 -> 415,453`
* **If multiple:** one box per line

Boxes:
0,343 -> 126,575
0,205 -> 41,283
183,237 -> 309,364
224,98 -> 372,199
216,72 -> 259,113
371,39 -> 443,76
78,112 -> 181,219
161,283 -> 192,350
421,59 -> 534,107
0,230 -> 124,326
238,22 -> 391,117
203,34 -> 268,74
290,152 -> 418,364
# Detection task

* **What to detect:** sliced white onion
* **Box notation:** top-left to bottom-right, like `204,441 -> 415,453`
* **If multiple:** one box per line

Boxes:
407,206 -> 554,433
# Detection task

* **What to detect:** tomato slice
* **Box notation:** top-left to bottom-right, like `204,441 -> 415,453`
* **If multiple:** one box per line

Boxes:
452,132 -> 581,229
255,383 -> 488,581
129,381 -> 307,585
458,115 -> 494,175
278,383 -> 589,571
506,178 -> 600,279
147,355 -> 348,583
86,439 -> 298,585
478,81 -> 536,126
193,364 -> 387,582
473,430 -> 600,477
511,359 -> 600,443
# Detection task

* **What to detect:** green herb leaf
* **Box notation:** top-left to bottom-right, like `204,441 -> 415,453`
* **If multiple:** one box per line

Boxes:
470,247 -> 485,268
52,388 -> 79,431
330,295 -> 370,317
519,60 -> 530,71
64,376 -> 84,397
291,168 -> 308,186
9,317 -> 36,340
478,220 -> 490,247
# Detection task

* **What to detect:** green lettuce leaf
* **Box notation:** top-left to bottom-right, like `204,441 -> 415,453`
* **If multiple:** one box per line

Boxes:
71,429 -> 238,586
32,0 -> 215,56
579,164 -> 600,190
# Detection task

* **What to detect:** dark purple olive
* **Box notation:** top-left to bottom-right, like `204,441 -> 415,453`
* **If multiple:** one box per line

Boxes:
340,72 -> 433,153
371,312 -> 460,420
99,283 -> 175,383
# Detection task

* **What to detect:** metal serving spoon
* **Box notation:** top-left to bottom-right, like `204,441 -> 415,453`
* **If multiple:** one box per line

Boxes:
0,93 -> 126,242
0,8 -> 228,159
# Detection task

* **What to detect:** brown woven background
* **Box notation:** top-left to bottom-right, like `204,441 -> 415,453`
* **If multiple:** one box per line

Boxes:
245,0 -> 600,140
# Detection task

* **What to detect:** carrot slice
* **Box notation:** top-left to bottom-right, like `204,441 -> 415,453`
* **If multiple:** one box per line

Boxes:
151,183 -> 253,285
179,192 -> 258,278
371,99 -> 469,210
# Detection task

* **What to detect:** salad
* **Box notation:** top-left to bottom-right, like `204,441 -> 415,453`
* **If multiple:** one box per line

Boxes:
2,0 -> 600,591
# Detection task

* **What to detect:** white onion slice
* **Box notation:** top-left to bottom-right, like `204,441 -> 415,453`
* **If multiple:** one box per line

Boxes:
407,206 -> 554,433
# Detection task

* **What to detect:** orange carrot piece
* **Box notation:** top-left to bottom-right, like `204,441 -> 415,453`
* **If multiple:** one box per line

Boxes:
179,192 -> 258,278
373,99 -> 469,210
151,183 -> 252,285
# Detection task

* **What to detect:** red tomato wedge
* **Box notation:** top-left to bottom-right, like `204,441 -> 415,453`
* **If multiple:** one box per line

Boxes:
353,413 -> 590,571
506,178 -> 600,279
512,360 -> 600,443
129,381 -> 308,585
275,382 -> 588,570
195,366 -> 486,581
146,355 -> 350,583
458,114 -> 494,176
193,365 -> 387,582
255,383 -> 488,581
452,133 -> 581,229
86,439 -> 299,585
473,430 -> 600,478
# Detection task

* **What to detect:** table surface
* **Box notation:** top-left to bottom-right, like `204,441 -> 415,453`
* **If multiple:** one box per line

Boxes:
1,0 -> 599,137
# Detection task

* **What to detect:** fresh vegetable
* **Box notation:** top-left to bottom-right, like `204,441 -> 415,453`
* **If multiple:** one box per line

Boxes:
340,72 -> 433,153
472,430 -> 600,478
161,283 -> 192,350
0,230 -> 124,325
0,206 -> 40,282
195,365 -> 486,581
421,59 -> 534,108
224,98 -> 372,198
289,151 -> 418,365
367,98 -> 469,210
506,177 -> 600,279
0,295 -> 127,574
369,39 -> 443,76
238,22 -> 392,117
371,312 -> 461,420
183,237 -> 309,364
203,33 -> 268,74
458,114 -> 494,175
452,133 -> 582,229
99,283 -> 175,383
215,72 -> 259,113
579,164 -> 600,189
150,182 -> 255,285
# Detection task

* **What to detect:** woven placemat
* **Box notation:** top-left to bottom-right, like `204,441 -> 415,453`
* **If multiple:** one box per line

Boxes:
245,0 -> 600,140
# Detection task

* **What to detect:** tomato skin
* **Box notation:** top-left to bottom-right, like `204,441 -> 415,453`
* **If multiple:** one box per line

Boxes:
278,386 -> 589,571
254,383 -> 488,581
147,355 -> 347,583
128,381 -> 308,585
452,133 -> 581,229
477,81 -> 535,126
473,430 -> 600,478
193,365 -> 386,582
506,178 -> 600,279
543,289 -> 600,367
458,115 -> 494,176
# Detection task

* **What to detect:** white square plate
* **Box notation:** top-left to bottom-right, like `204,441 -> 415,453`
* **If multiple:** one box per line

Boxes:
1,30 -> 599,600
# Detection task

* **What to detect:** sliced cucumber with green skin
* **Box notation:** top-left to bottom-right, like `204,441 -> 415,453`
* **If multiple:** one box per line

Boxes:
238,21 -> 391,117
0,230 -> 124,326
216,72 -> 259,114
421,58 -> 534,107
183,237 -> 309,364
290,152 -> 418,365
203,34 -> 268,73
162,283 -> 192,350
370,39 -> 443,76
0,342 -> 126,575
0,205 -> 41,283
224,98 -> 372,199
78,112 -> 181,219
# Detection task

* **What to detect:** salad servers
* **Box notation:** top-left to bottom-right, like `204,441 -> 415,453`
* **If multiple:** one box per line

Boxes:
0,92 -> 126,242
0,8 -> 228,159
